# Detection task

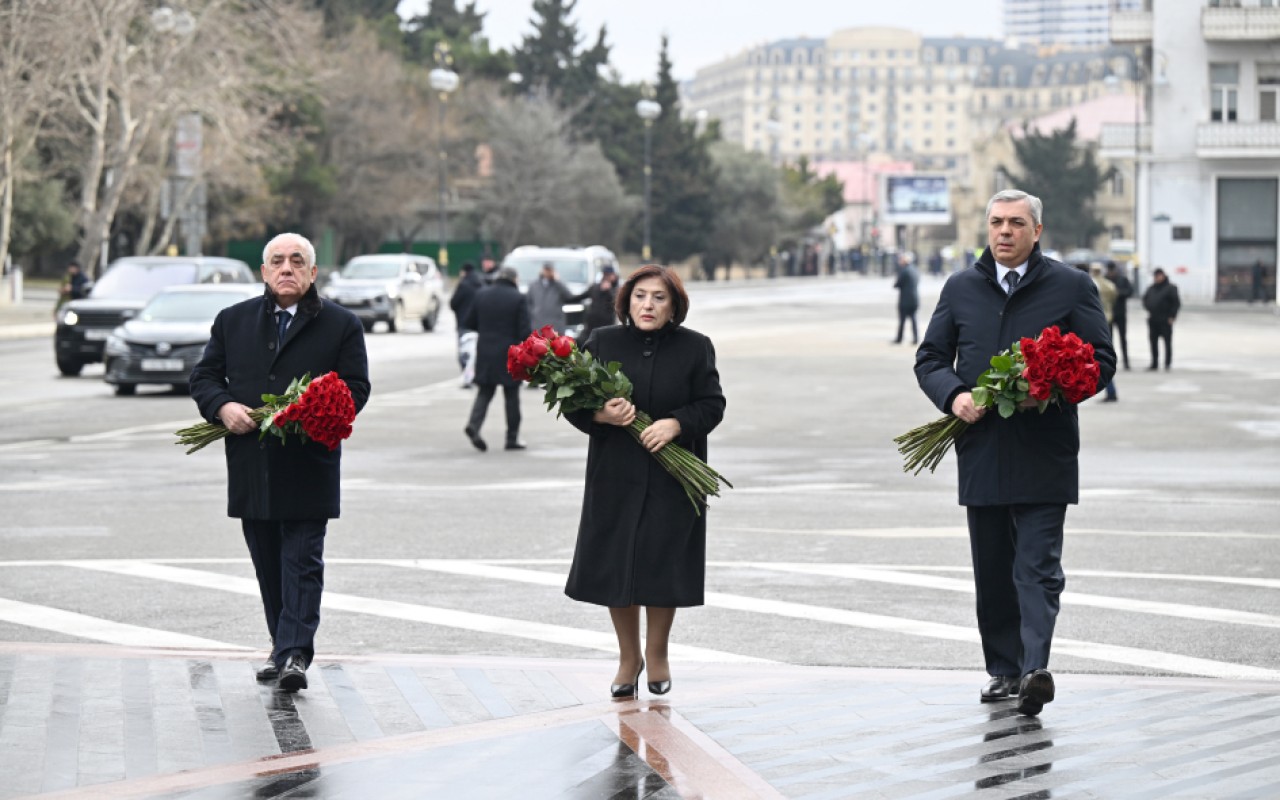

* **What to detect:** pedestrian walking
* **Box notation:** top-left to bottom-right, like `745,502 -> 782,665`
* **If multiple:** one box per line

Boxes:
1250,259 -> 1268,303
914,189 -> 1116,717
1142,267 -> 1180,371
462,266 -> 531,451
570,265 -> 619,343
527,262 -> 574,334
189,232 -> 371,693
1090,263 -> 1119,402
893,258 -> 919,344
1105,261 -> 1132,370
450,262 -> 484,388
563,265 -> 726,700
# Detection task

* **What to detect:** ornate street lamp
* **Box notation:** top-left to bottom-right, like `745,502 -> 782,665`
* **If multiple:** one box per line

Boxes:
429,43 -> 460,271
635,87 -> 662,263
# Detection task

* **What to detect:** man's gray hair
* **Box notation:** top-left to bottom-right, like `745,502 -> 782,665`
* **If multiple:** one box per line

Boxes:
262,233 -> 316,267
498,266 -> 520,284
986,190 -> 1043,227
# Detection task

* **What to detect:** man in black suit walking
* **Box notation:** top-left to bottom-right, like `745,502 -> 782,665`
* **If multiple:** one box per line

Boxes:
190,233 -> 370,692
915,190 -> 1115,716
462,266 -> 531,452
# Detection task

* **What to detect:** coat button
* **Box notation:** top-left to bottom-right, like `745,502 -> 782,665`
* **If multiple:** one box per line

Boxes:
268,341 -> 276,351
643,350 -> 653,357
269,374 -> 276,381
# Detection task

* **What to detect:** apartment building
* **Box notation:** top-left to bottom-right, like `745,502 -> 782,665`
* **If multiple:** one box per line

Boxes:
1006,0 -> 1144,48
1103,0 -> 1280,302
683,27 -> 1137,172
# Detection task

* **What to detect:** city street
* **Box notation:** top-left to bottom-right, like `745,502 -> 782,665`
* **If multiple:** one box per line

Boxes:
2,274 -> 1278,679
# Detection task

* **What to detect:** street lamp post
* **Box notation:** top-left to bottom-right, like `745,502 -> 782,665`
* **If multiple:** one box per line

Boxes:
152,6 -> 200,259
429,43 -> 460,271
635,91 -> 661,263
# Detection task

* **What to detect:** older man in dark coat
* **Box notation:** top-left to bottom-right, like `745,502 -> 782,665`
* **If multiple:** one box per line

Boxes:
190,232 -> 370,693
462,266 -> 531,451
915,190 -> 1115,717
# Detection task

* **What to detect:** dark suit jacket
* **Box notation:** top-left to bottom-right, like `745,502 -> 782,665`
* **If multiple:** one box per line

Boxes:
915,244 -> 1116,506
190,287 -> 370,520
462,278 -> 531,387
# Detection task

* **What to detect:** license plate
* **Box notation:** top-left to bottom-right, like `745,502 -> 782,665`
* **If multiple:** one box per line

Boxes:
83,329 -> 112,341
141,358 -> 184,371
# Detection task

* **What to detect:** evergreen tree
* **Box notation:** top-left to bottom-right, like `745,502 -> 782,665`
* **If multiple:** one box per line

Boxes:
402,0 -> 513,80
779,156 -> 846,241
511,0 -> 609,107
1005,120 -> 1111,250
644,37 -> 716,264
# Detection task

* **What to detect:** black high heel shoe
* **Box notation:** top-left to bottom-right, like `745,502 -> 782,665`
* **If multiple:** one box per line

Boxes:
647,678 -> 671,696
610,659 -> 644,699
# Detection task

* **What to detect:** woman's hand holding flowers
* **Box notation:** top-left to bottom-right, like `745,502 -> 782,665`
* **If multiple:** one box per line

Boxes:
594,397 -> 636,427
639,418 -> 681,453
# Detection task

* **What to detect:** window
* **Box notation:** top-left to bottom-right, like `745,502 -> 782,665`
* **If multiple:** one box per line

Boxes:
1111,171 -> 1125,197
1210,63 -> 1239,122
1172,226 -> 1192,241
1259,63 -> 1280,122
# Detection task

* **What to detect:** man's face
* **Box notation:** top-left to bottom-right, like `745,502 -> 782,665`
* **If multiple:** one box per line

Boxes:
262,237 -> 316,306
541,265 -> 554,279
987,199 -> 1043,267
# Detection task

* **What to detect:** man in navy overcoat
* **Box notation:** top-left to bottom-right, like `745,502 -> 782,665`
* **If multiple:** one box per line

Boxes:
915,190 -> 1116,716
190,233 -> 370,692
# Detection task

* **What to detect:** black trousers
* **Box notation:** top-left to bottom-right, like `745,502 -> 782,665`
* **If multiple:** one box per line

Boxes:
895,308 -> 918,344
1111,312 -> 1129,368
242,519 -> 327,669
966,504 -> 1066,678
1147,319 -> 1172,368
468,382 -> 521,444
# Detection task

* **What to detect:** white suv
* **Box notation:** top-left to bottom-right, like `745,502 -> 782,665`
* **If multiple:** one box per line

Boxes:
322,253 -> 445,333
501,245 -> 620,333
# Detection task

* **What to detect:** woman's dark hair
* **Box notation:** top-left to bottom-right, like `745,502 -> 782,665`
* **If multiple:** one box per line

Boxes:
615,265 -> 690,326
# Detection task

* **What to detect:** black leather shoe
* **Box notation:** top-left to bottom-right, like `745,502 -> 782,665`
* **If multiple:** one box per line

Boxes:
464,426 -> 487,452
647,679 -> 672,695
610,659 -> 644,700
980,675 -> 1019,702
504,441 -> 526,451
277,654 -> 308,693
255,658 -> 279,682
1016,669 -> 1055,716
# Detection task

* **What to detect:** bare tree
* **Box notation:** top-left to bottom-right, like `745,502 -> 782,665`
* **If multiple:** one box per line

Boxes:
475,95 -> 636,255
0,1 -> 67,272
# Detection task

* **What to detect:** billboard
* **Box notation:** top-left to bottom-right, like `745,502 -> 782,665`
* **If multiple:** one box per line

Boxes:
880,174 -> 951,225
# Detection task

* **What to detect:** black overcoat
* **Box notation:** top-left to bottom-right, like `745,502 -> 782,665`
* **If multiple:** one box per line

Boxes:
915,244 -> 1116,507
190,287 -> 371,520
563,324 -> 726,608
462,278 -> 531,387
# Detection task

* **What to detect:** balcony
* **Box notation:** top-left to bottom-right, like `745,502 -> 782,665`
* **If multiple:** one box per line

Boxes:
1098,123 -> 1152,157
1196,122 -> 1280,157
1202,6 -> 1280,41
1111,10 -> 1154,43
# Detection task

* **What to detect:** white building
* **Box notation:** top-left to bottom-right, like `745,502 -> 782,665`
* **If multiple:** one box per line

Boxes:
1104,0 -> 1280,302
1006,0 -> 1144,48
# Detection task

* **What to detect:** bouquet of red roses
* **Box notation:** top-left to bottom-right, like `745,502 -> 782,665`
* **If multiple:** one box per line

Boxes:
175,371 -> 357,454
895,325 -> 1100,474
508,326 -> 731,513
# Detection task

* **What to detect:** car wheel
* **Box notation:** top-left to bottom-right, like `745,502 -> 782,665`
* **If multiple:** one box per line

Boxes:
421,302 -> 438,332
361,319 -> 375,333
56,357 -> 83,377
113,383 -> 137,396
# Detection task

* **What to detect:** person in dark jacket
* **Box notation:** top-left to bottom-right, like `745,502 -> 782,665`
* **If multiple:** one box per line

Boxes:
450,262 -> 484,387
462,266 -> 531,451
564,265 -> 725,700
893,259 -> 920,344
1105,261 -> 1132,370
915,190 -> 1115,717
1142,268 -> 1180,370
189,232 -> 371,693
571,265 -> 619,343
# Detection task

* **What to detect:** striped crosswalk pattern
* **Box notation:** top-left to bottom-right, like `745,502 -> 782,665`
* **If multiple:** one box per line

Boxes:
0,557 -> 1275,681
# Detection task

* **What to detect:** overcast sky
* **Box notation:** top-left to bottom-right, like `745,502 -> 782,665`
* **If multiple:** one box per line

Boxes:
397,0 -> 1006,83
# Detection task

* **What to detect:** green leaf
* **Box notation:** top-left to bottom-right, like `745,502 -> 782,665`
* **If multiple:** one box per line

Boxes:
971,387 -> 991,406
997,399 -> 1016,418
990,355 -> 1014,371
556,385 -> 575,398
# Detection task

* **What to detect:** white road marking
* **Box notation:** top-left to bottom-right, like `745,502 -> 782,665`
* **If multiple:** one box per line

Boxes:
383,560 -> 1280,681
750,562 -> 1280,629
720,526 -> 1279,540
0,596 -> 247,650
65,560 -> 768,665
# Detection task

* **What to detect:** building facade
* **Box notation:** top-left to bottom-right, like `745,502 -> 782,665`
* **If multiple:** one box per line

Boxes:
1103,0 -> 1280,302
1006,0 -> 1144,48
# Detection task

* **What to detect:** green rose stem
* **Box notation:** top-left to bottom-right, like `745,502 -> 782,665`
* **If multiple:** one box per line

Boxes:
894,416 -> 971,475
175,407 -> 272,454
626,410 -> 732,515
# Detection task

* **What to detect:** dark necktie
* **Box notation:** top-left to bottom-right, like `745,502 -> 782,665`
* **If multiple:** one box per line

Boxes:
1004,271 -> 1021,293
276,310 -> 290,344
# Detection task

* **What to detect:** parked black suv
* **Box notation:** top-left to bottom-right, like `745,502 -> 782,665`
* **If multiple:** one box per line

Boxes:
55,256 -> 256,376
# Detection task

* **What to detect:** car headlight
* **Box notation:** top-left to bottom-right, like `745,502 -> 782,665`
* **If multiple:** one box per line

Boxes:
61,309 -> 79,326
104,334 -> 130,357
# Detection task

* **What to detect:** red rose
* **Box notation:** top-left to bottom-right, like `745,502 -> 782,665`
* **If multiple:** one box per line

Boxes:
551,336 -> 573,358
537,325 -> 556,340
528,338 -> 549,358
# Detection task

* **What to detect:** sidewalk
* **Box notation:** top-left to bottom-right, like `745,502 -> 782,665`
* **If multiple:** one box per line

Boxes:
2,643 -> 1277,799
0,289 -> 56,341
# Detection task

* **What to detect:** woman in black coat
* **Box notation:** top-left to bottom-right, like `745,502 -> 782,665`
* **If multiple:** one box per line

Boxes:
563,265 -> 726,699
